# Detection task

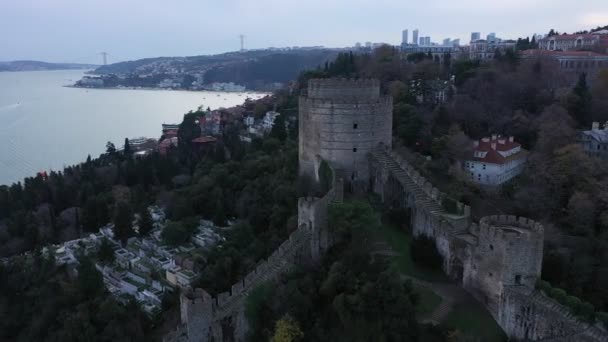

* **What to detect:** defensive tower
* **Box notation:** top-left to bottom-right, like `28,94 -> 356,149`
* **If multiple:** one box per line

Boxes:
299,78 -> 392,191
463,215 -> 544,316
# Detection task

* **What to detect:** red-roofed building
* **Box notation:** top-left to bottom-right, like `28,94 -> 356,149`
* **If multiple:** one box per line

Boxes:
158,137 -> 178,156
464,135 -> 527,186
538,33 -> 608,53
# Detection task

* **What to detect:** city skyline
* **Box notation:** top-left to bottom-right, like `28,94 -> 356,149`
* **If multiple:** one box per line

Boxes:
1,0 -> 607,64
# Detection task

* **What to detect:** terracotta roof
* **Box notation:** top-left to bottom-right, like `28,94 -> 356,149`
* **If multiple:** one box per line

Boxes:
192,136 -> 217,143
470,136 -> 525,165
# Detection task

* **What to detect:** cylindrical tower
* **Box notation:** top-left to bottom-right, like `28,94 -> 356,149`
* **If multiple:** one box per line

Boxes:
299,78 -> 392,191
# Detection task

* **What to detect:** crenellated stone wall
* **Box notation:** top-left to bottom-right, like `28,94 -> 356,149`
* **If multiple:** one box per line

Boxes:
166,170 -> 344,342
369,144 -> 608,342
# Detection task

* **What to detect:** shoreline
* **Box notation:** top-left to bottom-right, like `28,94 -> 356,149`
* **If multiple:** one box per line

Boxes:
65,84 -> 271,96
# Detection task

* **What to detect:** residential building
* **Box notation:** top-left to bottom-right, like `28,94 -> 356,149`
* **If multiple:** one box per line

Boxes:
469,39 -> 516,60
262,111 -> 281,131
471,32 -> 481,42
244,116 -> 255,127
520,49 -> 608,80
538,32 -> 608,53
412,29 -> 419,46
464,135 -> 527,186
166,266 -> 196,288
577,122 -> 608,159
402,29 -> 409,45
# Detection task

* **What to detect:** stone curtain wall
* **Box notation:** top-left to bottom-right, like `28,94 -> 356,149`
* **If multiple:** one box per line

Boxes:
166,167 -> 344,342
500,286 -> 608,341
369,143 -> 608,342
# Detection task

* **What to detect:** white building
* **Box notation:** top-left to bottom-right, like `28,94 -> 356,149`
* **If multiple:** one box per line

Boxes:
464,135 -> 527,186
262,111 -> 281,131
577,121 -> 608,159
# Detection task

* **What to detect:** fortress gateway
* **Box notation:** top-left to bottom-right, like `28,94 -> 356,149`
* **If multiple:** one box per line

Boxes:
167,79 -> 607,342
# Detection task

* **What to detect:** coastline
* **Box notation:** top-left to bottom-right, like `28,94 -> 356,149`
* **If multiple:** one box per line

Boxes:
65,84 -> 271,95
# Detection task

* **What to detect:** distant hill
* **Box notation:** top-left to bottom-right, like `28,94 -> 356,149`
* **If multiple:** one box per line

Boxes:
0,60 -> 98,72
86,49 -> 340,91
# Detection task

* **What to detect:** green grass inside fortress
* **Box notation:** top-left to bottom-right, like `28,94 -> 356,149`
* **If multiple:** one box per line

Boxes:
414,286 -> 442,316
369,218 -> 506,341
372,222 -> 447,282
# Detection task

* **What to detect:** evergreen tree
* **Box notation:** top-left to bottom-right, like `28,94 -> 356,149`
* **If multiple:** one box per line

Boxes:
568,73 -> 592,127
124,138 -> 132,157
106,141 -> 116,155
113,202 -> 134,244
138,207 -> 154,236
270,114 -> 287,141
76,256 -> 104,297
98,238 -> 115,264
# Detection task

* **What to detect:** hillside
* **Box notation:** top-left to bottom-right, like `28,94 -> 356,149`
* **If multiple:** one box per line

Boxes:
0,60 -> 97,72
81,49 -> 339,91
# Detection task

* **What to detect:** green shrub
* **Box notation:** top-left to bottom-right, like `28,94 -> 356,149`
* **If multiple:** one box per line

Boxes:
564,296 -> 582,311
549,288 -> 567,304
597,312 -> 608,329
537,280 -> 552,294
578,302 -> 595,321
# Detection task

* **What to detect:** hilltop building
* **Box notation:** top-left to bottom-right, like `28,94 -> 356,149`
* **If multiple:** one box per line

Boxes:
538,32 -> 608,53
577,122 -> 608,159
464,135 -> 527,186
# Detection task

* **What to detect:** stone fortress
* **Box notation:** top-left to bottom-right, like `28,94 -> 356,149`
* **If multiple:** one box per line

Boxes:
167,78 -> 607,342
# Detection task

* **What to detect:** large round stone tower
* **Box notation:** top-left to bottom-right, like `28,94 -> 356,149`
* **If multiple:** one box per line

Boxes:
299,78 -> 392,190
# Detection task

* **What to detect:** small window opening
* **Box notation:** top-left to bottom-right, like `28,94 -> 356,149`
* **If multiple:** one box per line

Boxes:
353,148 -> 357,152
353,123 -> 358,129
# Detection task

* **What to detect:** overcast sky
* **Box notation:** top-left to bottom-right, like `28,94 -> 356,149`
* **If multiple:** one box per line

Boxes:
1,0 -> 607,64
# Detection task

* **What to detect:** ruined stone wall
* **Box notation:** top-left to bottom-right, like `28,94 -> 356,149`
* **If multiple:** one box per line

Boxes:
299,78 -> 392,190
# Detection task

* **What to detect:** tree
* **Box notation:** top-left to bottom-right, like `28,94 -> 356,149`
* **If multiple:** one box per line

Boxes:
161,221 -> 191,246
270,114 -> 287,142
98,237 -> 115,264
566,192 -> 595,236
76,256 -> 104,297
567,73 -> 592,127
328,201 -> 379,240
271,315 -> 304,342
106,141 -> 116,155
124,138 -> 132,157
138,207 -> 154,236
113,202 -> 134,244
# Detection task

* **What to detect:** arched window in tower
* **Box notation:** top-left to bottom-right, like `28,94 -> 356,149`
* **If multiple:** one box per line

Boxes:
353,122 -> 358,129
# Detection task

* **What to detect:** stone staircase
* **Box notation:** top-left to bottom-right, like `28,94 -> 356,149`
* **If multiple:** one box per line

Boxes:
370,147 -> 445,216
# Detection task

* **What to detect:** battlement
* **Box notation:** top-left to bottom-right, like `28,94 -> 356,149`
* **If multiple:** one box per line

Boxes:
299,95 -> 392,107
306,78 -> 380,100
479,215 -> 544,238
